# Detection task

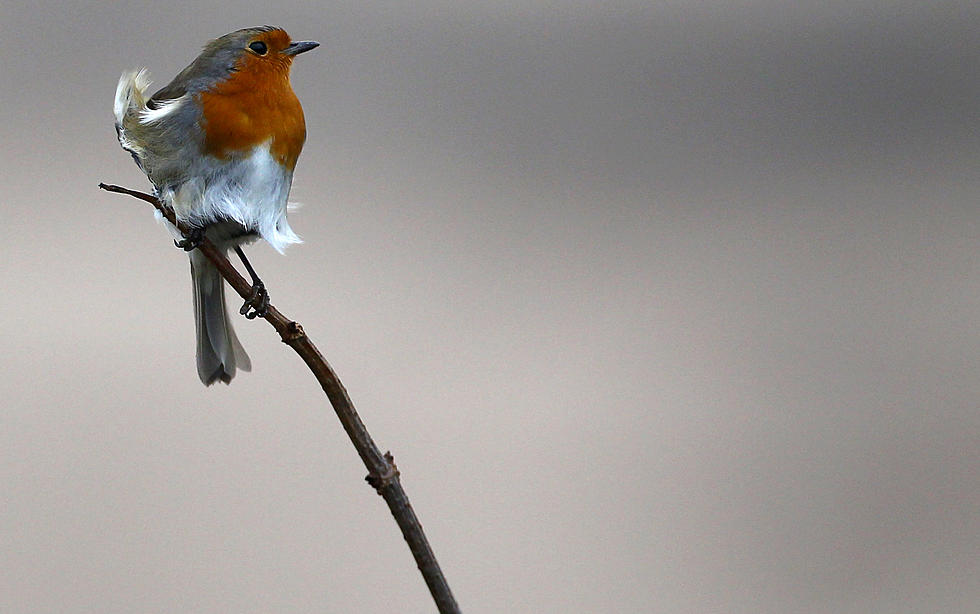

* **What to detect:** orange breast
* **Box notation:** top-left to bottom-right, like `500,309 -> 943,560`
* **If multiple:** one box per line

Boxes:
199,63 -> 306,170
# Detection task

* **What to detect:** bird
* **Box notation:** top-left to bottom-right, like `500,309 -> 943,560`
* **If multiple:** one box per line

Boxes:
113,26 -> 318,385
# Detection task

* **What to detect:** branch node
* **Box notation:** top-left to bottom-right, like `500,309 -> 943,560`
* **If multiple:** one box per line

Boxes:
366,451 -> 400,493
283,321 -> 306,343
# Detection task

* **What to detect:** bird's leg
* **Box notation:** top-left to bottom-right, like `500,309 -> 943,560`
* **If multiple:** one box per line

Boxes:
174,226 -> 206,251
235,246 -> 269,319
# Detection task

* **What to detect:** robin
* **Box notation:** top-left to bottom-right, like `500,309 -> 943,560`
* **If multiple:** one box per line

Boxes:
113,26 -> 318,385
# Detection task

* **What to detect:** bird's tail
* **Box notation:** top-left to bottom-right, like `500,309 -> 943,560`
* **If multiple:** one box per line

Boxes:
190,250 -> 251,385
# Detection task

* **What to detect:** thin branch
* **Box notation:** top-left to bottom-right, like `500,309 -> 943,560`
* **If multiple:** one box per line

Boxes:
99,183 -> 461,614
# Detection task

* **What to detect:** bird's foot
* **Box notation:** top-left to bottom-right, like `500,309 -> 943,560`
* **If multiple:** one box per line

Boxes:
174,227 -> 206,251
240,280 -> 269,319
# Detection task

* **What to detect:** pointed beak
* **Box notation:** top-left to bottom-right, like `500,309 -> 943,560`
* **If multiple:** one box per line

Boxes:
283,40 -> 319,56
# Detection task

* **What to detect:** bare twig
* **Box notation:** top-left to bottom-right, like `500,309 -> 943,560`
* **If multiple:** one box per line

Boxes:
99,183 -> 461,614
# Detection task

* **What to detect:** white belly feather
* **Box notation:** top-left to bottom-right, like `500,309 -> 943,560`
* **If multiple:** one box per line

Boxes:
162,143 -> 301,253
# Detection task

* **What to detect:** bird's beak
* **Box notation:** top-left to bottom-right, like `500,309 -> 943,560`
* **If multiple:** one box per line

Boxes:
283,41 -> 320,56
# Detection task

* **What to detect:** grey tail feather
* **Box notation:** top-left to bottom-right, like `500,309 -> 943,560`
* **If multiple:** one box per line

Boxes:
190,250 -> 251,385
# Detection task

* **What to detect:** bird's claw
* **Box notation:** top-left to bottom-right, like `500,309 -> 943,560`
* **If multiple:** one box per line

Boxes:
240,281 -> 269,319
174,227 -> 205,251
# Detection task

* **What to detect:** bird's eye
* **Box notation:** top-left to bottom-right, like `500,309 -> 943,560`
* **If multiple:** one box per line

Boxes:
248,41 -> 268,55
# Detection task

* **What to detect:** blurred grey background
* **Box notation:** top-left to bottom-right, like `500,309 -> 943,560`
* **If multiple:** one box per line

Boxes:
1,1 -> 977,612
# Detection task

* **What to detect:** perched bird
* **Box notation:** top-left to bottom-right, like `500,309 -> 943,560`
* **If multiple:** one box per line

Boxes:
113,27 -> 318,385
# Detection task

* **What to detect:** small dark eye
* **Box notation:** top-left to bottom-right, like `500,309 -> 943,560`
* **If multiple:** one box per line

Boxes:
248,41 -> 268,55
